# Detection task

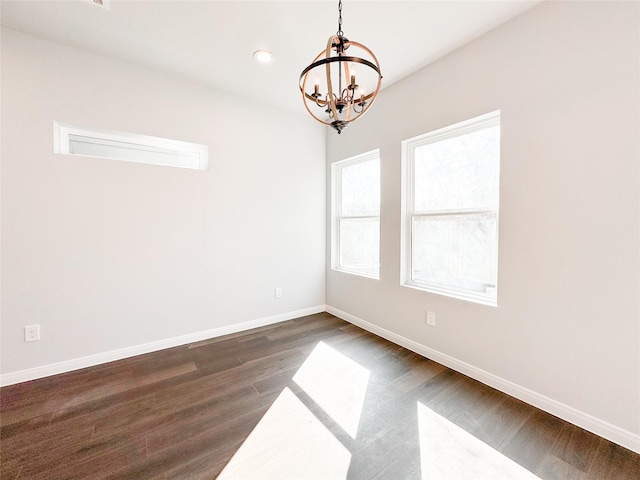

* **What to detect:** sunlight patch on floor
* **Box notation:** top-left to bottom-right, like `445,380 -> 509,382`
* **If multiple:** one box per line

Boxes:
417,402 -> 542,480
293,341 -> 370,439
217,387 -> 351,480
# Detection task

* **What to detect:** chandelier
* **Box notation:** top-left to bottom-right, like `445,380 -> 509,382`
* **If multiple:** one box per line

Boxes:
299,0 -> 382,134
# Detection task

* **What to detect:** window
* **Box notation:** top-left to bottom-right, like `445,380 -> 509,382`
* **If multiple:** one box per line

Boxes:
54,122 -> 208,170
332,150 -> 380,278
402,111 -> 500,305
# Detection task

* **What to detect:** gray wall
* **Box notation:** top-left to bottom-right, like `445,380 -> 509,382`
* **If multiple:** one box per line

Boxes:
327,1 -> 639,448
1,29 -> 326,377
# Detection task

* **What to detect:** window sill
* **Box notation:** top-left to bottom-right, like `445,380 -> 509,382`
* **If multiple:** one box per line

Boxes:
402,281 -> 497,307
333,267 -> 380,281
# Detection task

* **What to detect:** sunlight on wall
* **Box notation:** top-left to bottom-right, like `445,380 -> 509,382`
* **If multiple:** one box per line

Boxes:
293,341 -> 370,438
217,387 -> 351,479
417,402 -> 541,479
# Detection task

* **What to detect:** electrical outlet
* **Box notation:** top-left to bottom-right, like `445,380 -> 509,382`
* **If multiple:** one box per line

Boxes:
25,325 -> 40,342
426,311 -> 436,327
275,287 -> 282,299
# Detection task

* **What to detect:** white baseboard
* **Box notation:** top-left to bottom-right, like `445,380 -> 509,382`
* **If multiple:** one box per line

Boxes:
326,305 -> 640,455
0,305 -> 325,387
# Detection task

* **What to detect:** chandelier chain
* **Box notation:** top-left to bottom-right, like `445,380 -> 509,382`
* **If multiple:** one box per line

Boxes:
337,0 -> 343,36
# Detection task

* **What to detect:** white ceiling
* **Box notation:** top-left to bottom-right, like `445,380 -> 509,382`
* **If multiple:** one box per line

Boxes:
1,0 -> 541,114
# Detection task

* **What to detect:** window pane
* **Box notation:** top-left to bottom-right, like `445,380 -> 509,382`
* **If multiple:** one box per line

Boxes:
68,134 -> 202,169
414,125 -> 499,211
341,158 -> 380,216
412,213 -> 497,295
339,217 -> 380,276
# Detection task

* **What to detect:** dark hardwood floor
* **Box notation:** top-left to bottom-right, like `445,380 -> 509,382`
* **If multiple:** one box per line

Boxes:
1,312 -> 638,479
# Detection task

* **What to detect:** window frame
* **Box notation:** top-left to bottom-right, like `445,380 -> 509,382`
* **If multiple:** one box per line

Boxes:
401,111 -> 501,306
53,122 -> 208,171
331,149 -> 381,279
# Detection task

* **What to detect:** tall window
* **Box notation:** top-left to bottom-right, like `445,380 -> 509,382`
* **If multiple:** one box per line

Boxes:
402,111 -> 500,305
332,150 -> 380,279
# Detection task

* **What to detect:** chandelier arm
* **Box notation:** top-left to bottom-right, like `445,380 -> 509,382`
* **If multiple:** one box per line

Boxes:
298,55 -> 381,103
342,40 -> 383,117
300,72 -> 333,126
299,51 -> 327,105
352,72 -> 382,116
300,51 -> 330,125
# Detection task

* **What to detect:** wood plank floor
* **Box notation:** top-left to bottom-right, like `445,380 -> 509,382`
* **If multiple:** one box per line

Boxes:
1,312 -> 638,479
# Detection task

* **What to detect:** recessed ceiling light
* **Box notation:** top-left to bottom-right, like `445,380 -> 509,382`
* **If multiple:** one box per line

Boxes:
253,50 -> 275,64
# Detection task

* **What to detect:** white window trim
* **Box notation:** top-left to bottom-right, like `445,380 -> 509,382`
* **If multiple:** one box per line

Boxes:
53,122 -> 208,171
331,149 -> 380,280
401,111 -> 500,306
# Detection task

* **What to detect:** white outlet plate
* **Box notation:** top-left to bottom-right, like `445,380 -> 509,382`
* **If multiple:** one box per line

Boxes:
426,311 -> 436,327
275,287 -> 282,299
25,325 -> 40,342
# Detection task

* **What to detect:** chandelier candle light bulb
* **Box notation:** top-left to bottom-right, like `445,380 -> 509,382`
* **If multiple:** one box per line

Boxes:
299,0 -> 382,134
